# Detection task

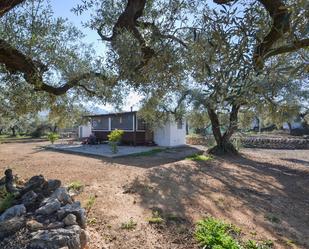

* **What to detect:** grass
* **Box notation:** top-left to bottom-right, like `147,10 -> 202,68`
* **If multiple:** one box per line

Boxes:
121,218 -> 137,230
148,210 -> 165,224
67,181 -> 84,192
195,217 -> 273,249
85,195 -> 96,212
186,153 -> 212,161
130,148 -> 167,157
0,134 -> 32,143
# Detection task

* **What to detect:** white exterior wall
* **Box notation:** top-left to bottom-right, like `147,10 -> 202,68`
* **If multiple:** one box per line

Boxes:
154,120 -> 186,147
78,123 -> 92,138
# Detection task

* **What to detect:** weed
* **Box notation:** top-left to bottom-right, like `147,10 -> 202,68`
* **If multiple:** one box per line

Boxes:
195,217 -> 241,249
85,195 -> 96,212
87,217 -> 97,225
148,210 -> 165,224
121,218 -> 137,230
68,181 -> 84,192
244,239 -> 273,249
186,154 -> 212,161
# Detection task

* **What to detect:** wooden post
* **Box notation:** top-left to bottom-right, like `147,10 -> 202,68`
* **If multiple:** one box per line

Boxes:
133,112 -> 137,146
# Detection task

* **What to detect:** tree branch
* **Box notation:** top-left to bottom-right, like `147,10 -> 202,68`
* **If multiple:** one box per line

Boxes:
0,39 -> 107,95
213,0 -> 295,69
264,38 -> 309,59
0,0 -> 25,17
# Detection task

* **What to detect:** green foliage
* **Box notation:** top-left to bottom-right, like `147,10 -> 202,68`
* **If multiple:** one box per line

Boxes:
186,154 -> 212,161
0,191 -> 15,213
47,132 -> 59,144
85,195 -> 96,212
121,218 -> 137,230
148,210 -> 165,224
195,217 -> 241,249
108,129 -> 124,154
245,239 -> 273,249
195,217 -> 275,249
68,181 -> 84,192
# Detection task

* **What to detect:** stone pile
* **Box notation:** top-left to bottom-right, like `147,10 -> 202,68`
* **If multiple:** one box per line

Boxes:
237,137 -> 309,149
0,169 -> 88,249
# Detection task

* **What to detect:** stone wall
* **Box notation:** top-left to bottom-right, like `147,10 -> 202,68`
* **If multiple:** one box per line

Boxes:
186,135 -> 309,149
236,137 -> 309,149
0,169 -> 88,249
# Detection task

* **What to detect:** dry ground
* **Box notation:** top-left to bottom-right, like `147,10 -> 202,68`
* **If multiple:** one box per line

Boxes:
0,140 -> 308,249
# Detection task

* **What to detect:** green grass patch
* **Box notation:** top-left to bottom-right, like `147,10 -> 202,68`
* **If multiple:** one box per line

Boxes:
186,154 -> 212,161
85,195 -> 96,212
195,217 -> 241,249
148,210 -> 165,224
121,218 -> 137,230
68,181 -> 84,192
195,217 -> 274,249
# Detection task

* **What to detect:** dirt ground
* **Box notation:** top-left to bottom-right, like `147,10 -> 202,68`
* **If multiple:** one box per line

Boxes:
0,140 -> 308,249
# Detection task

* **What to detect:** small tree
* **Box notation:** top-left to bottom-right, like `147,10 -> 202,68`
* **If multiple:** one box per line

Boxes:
47,132 -> 59,144
108,129 -> 124,154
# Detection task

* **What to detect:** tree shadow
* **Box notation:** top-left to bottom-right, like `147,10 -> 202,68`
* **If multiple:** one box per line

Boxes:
40,145 -> 204,168
125,153 -> 309,248
281,158 -> 309,167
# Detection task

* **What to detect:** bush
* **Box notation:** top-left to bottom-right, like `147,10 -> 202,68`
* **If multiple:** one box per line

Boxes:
195,217 -> 241,249
47,132 -> 59,144
108,129 -> 124,153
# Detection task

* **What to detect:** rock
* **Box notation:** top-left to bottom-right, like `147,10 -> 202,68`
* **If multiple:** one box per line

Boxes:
50,187 -> 73,205
30,225 -> 86,249
63,214 -> 77,226
27,220 -> 44,231
0,216 -> 26,239
36,199 -> 61,216
0,204 -> 26,222
22,175 -> 46,195
43,179 -> 61,196
21,190 -> 38,210
57,202 -> 86,229
47,221 -> 64,229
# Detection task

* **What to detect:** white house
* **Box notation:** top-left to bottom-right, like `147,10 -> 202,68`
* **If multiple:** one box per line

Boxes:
78,111 -> 186,147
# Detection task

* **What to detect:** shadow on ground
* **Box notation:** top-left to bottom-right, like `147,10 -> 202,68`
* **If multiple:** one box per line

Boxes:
126,153 -> 309,248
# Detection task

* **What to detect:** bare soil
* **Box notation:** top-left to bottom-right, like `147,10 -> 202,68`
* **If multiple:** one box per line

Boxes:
0,140 -> 308,249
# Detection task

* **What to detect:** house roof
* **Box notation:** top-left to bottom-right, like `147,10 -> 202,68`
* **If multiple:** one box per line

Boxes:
85,111 -> 137,118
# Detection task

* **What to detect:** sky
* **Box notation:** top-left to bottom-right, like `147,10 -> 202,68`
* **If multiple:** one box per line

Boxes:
49,0 -> 142,113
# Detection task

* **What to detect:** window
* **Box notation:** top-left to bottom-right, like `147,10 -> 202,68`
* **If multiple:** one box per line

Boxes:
177,120 -> 183,129
137,118 -> 146,131
92,117 -> 109,130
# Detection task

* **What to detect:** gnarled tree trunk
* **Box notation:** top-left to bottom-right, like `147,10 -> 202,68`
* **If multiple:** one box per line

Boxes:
207,104 -> 240,155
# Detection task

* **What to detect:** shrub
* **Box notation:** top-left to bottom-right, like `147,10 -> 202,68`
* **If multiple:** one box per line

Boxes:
108,129 -> 124,153
47,132 -> 59,144
195,217 -> 241,249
